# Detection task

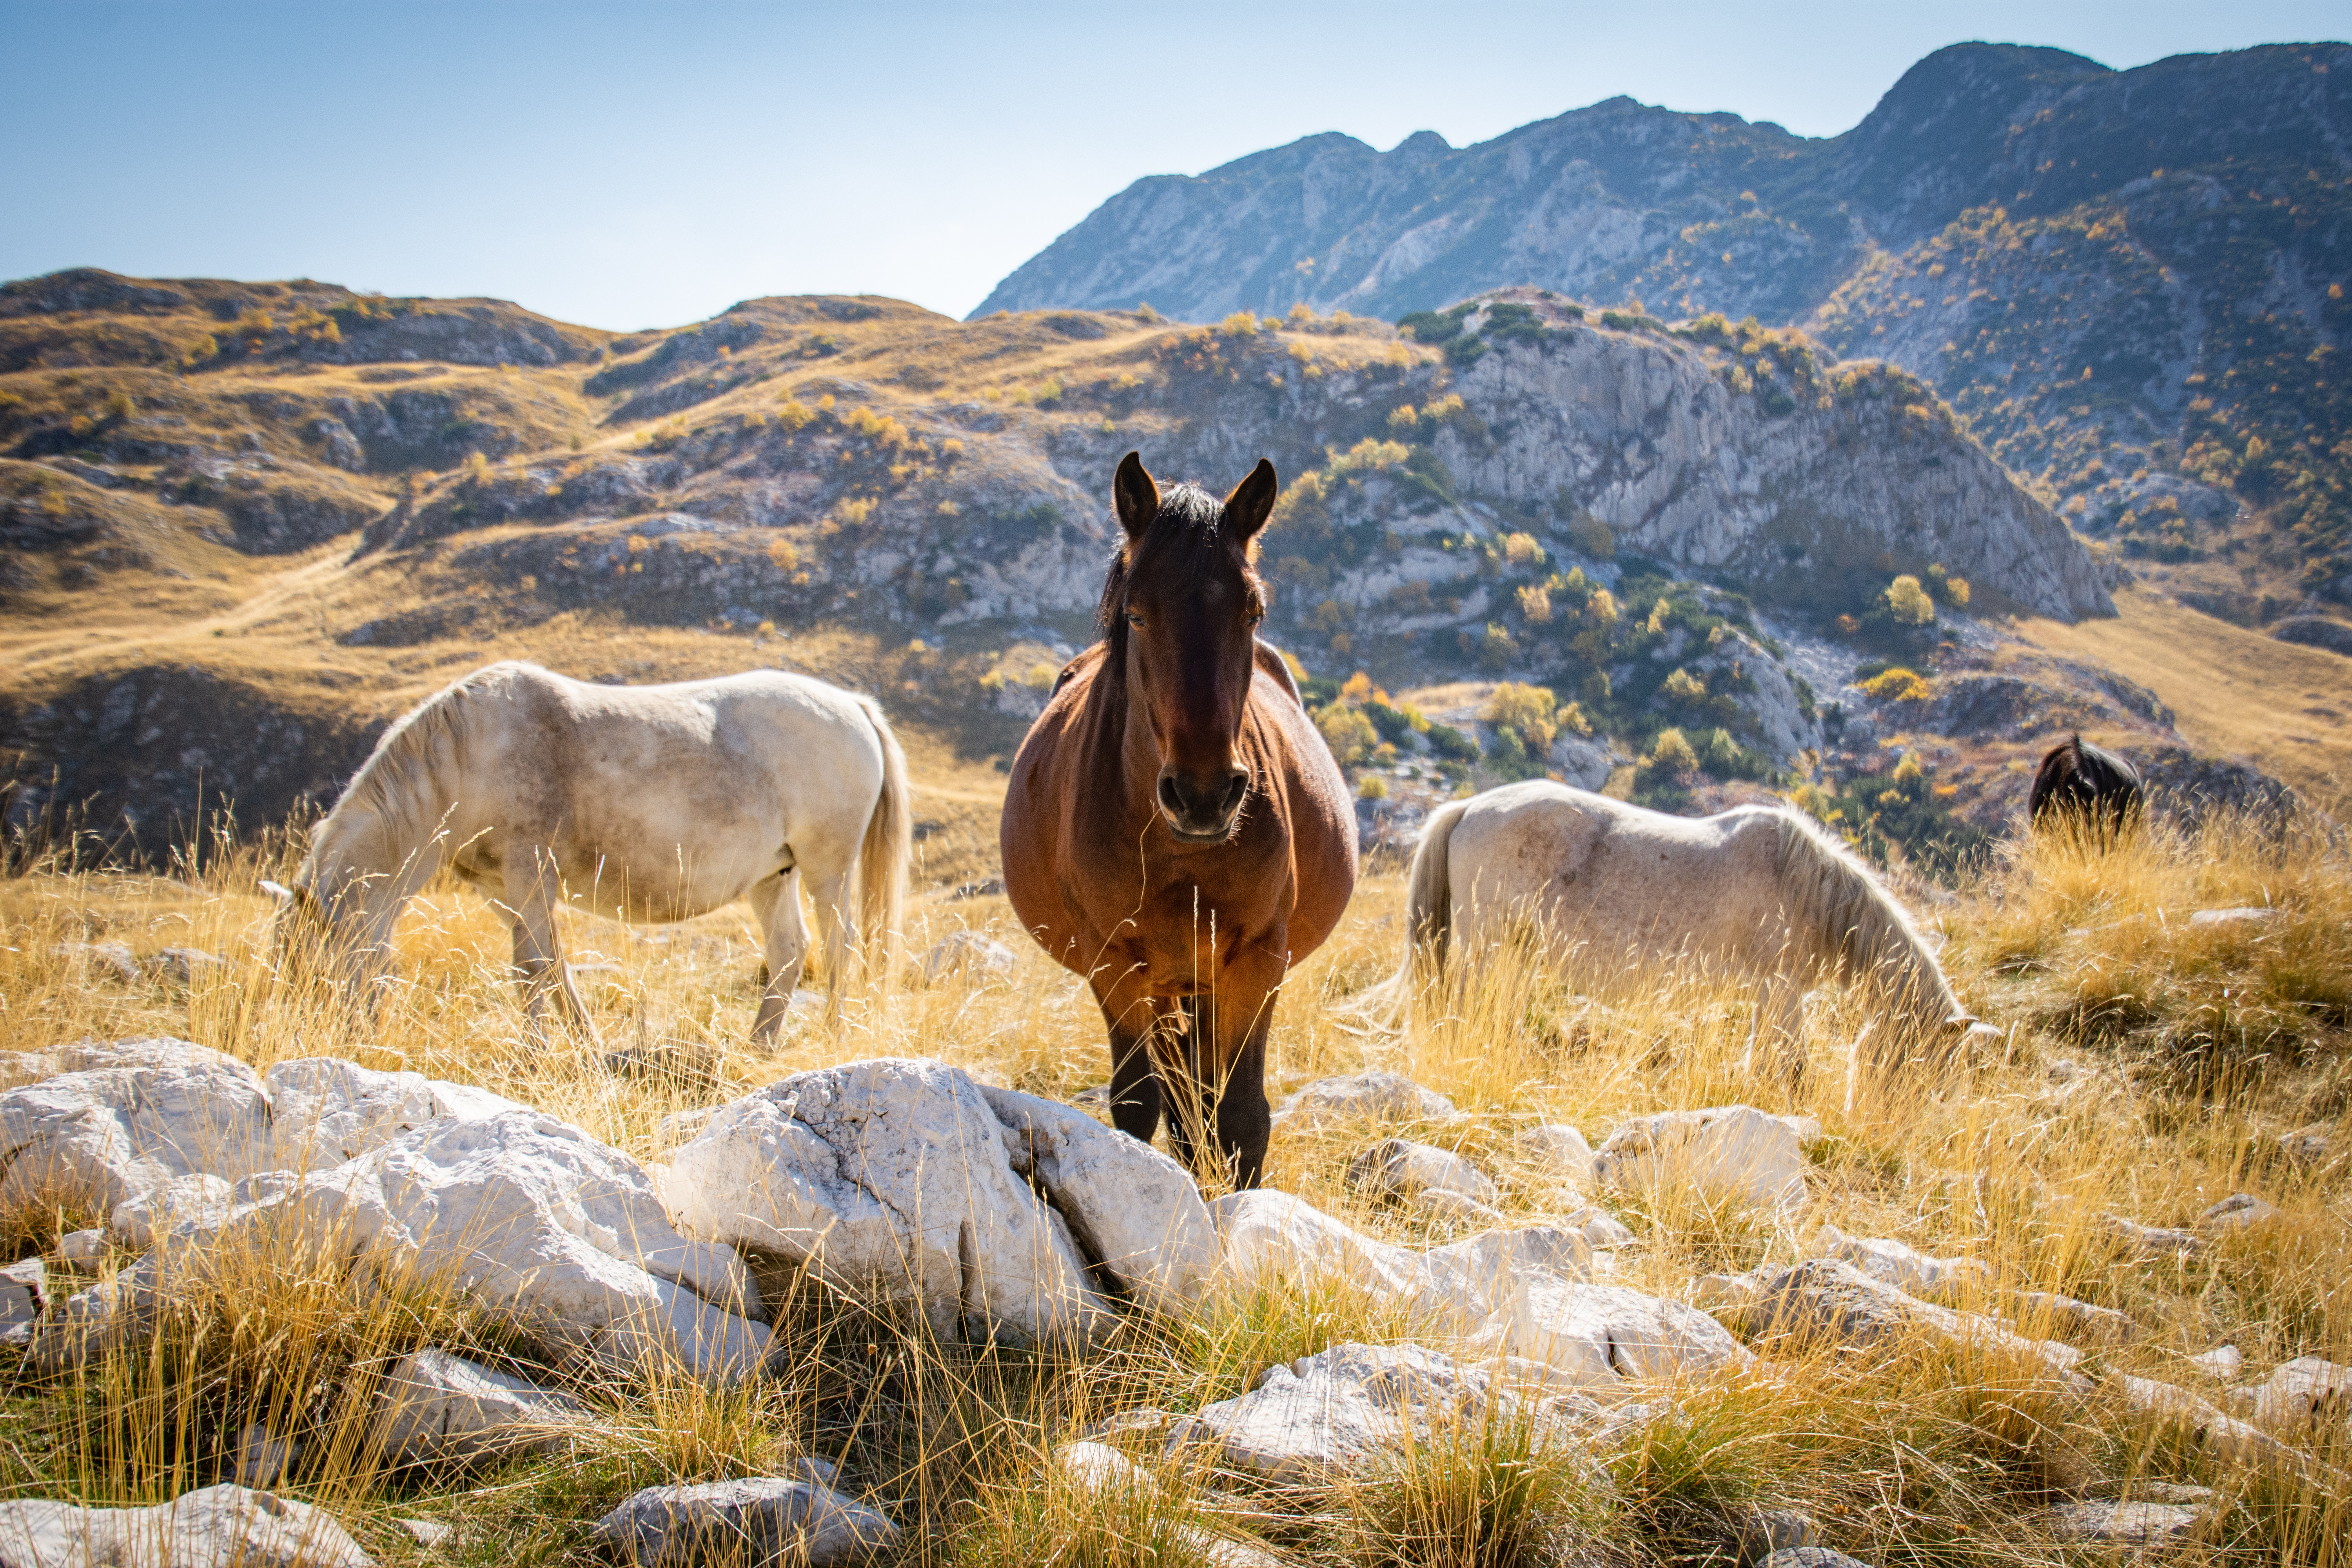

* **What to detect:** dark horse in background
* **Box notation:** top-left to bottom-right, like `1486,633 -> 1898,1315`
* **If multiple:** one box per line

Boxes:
2029,734 -> 2143,840
1001,453 -> 1357,1188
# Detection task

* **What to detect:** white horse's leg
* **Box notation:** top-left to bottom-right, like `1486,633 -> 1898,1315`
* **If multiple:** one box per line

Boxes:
746,869 -> 809,1043
504,849 -> 593,1036
1740,973 -> 1806,1091
809,866 -> 858,1021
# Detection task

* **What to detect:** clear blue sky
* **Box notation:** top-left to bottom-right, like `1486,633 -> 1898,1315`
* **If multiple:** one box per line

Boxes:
4,2 -> 2346,329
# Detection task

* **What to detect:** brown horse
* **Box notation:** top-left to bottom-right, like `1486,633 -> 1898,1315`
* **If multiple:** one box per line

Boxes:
2029,733 -> 2143,840
1001,453 -> 1357,1188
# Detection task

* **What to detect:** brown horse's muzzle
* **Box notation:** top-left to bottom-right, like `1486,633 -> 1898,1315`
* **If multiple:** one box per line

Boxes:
1157,762 -> 1251,842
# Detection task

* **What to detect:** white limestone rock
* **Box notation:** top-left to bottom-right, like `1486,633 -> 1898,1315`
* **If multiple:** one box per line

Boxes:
1594,1105 -> 1808,1212
979,1083 -> 1220,1314
664,1058 -> 1113,1348
2006,1289 -> 2137,1346
1272,1071 -> 1458,1131
54,1228 -> 106,1265
1465,1278 -> 1752,1387
1809,1223 -> 1990,1301
214,1110 -> 770,1381
1163,1342 -> 1500,1483
49,940 -> 140,985
1345,1139 -> 1498,1208
0,1038 -> 277,1218
370,1347 -> 587,1466
921,930 -> 1019,985
263,1058 -> 526,1172
1563,1206 -> 1637,1250
2232,1356 -> 2352,1430
2189,1344 -> 2243,1379
150,946 -> 225,985
1749,1259 -> 2085,1385
0,1257 -> 45,1330
2200,1192 -> 2281,1232
2118,1375 -> 2311,1471
2043,1498 -> 2201,1545
592,1477 -> 899,1566
2100,1214 -> 2207,1257
1515,1123 -> 1596,1182
0,1483 -> 374,1566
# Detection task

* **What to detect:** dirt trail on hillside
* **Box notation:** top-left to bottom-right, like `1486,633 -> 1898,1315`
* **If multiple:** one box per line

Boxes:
0,549 -> 355,678
2016,588 -> 2350,813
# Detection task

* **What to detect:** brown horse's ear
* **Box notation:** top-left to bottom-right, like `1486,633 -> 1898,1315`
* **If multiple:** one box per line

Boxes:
1224,458 -> 1278,543
1113,451 -> 1159,542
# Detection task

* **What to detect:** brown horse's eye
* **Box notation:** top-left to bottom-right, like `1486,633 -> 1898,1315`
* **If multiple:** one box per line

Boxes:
1125,611 -> 1145,629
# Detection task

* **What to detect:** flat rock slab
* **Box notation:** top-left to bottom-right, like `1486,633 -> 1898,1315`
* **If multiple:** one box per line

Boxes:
2201,1192 -> 2281,1232
2100,1214 -> 2207,1257
1467,1278 -> 1752,1387
668,1058 -> 1209,1347
2044,1497 -> 2202,1544
1164,1342 -> 1501,1483
371,1347 -> 586,1466
0,1483 -> 374,1566
1809,1223 -> 1987,1301
1272,1071 -> 1458,1130
1595,1105 -> 1808,1212
593,1477 -> 899,1567
1749,1260 -> 2084,1385
2233,1354 -> 2352,1428
1765,1551 -> 1874,1568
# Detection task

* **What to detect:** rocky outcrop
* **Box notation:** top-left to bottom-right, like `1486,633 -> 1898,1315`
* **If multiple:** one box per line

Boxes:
0,1483 -> 374,1567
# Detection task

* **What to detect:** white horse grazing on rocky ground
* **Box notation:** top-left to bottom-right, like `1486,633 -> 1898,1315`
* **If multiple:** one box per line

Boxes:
1370,780 -> 1981,1085
272,660 -> 909,1038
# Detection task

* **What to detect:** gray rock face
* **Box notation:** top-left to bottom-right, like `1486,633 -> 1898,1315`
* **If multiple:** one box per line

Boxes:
592,1477 -> 900,1567
664,1058 -> 1161,1346
2200,1192 -> 2281,1231
0,1483 -> 374,1567
1764,1550 -> 1875,1568
370,1348 -> 585,1467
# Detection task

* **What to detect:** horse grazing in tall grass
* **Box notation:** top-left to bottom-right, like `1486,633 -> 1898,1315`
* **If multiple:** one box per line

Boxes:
1002,453 -> 1357,1187
272,661 -> 909,1038
2030,734 -> 2142,841
1371,780 -> 1980,1087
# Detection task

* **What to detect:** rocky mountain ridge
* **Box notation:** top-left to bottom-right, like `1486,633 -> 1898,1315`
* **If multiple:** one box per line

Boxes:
977,42 -> 2352,607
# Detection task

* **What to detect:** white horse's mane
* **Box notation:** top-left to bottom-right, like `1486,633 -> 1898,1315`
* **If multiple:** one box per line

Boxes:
303,662 -> 496,908
1769,807 -> 1964,1029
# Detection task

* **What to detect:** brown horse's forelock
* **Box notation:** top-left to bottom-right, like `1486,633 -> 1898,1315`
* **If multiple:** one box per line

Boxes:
1094,482 -> 1263,669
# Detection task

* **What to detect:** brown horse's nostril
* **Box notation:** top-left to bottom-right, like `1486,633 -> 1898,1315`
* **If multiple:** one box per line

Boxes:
1157,774 -> 1186,817
1219,766 -> 1250,817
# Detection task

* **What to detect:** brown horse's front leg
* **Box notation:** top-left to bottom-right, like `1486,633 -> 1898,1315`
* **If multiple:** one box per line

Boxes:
1107,1018 -> 1163,1147
1215,996 -> 1277,1189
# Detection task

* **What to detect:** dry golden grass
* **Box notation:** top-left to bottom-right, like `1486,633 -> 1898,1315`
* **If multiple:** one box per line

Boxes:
2013,586 -> 2352,815
0,801 -> 2345,1563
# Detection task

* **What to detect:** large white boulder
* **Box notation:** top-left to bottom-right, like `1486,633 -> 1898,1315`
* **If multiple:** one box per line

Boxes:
0,1483 -> 373,1566
263,1057 -> 525,1171
370,1347 -> 587,1466
207,1110 -> 770,1381
1515,1124 -> 1596,1183
664,1058 -> 1114,1348
1594,1106 -> 1809,1212
0,1039 -> 277,1217
978,1084 -> 1219,1313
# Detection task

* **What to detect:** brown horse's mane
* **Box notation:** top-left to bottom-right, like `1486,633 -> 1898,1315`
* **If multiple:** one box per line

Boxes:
1093,482 -> 1265,675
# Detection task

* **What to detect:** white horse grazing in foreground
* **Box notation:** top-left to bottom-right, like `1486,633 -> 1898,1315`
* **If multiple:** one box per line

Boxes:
1372,780 -> 1979,1085
272,660 -> 909,1038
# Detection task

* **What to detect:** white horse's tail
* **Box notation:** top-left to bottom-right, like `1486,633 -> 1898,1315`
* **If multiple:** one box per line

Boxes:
854,695 -> 911,984
1352,796 -> 1471,1025
1773,809 -> 1967,1034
